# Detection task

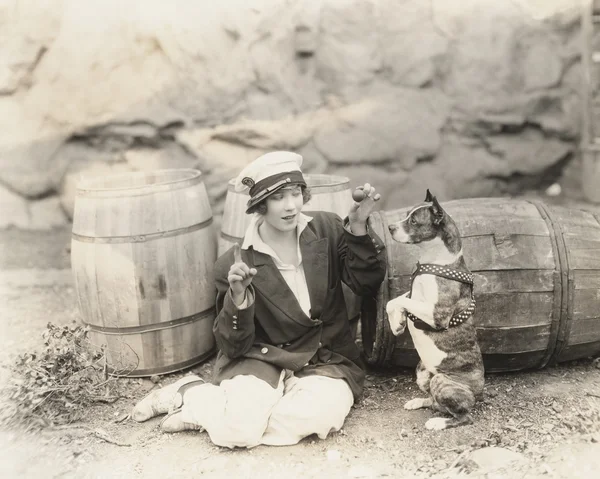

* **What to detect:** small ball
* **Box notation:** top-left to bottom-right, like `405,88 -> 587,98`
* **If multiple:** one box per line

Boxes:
352,189 -> 366,202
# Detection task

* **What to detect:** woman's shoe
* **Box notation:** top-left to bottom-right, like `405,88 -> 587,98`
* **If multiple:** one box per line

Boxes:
159,409 -> 204,433
131,375 -> 202,422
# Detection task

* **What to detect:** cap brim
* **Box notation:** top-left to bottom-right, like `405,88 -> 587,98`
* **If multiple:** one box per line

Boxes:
245,182 -> 305,213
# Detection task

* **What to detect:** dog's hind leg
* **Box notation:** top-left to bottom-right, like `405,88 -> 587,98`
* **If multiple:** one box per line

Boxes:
425,373 -> 476,430
404,361 -> 433,410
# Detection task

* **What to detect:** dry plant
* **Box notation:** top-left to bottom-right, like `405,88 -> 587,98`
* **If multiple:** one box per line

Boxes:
0,322 -> 134,431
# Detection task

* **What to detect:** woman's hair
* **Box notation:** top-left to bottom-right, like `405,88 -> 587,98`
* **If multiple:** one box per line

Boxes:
247,186 -> 312,215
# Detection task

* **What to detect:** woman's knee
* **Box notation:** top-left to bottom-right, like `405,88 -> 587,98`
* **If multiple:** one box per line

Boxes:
204,375 -> 283,448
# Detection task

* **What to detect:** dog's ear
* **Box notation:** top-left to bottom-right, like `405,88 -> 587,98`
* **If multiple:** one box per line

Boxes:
431,196 -> 445,224
425,189 -> 433,202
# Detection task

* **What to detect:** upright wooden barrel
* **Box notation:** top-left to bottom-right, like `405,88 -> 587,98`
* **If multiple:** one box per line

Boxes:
218,174 -> 361,323
361,198 -> 600,372
71,169 -> 218,377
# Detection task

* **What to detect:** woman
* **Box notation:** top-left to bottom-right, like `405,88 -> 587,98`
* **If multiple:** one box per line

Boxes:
132,151 -> 386,448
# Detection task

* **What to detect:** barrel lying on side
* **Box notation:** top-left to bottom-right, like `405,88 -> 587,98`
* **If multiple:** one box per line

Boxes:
361,198 -> 600,372
71,169 -> 218,377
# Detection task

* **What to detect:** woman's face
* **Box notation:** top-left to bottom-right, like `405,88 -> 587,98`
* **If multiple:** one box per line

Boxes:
262,185 -> 304,233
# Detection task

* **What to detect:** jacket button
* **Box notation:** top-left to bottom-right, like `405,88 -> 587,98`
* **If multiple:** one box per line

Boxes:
233,315 -> 237,319
261,347 -> 268,354
318,342 -> 323,348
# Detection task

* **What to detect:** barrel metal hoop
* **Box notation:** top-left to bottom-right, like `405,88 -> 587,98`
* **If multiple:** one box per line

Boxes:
529,200 -> 570,367
108,348 -> 217,378
72,217 -> 213,244
220,231 -> 244,244
307,182 -> 350,194
85,306 -> 216,334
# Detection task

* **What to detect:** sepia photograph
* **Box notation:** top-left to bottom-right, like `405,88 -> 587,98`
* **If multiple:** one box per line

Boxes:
1,0 -> 600,477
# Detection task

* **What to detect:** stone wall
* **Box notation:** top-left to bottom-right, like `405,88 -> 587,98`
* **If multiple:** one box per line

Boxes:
0,0 -> 582,229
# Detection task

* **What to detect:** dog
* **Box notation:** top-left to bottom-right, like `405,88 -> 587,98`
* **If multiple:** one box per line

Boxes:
385,190 -> 484,430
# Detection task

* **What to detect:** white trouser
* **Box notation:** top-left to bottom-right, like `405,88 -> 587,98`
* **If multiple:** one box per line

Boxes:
180,371 -> 354,449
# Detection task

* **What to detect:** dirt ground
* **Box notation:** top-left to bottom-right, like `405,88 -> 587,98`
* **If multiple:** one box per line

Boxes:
2,166 -> 600,478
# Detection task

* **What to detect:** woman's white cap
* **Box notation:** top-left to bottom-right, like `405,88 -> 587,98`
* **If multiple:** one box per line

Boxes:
234,151 -> 306,212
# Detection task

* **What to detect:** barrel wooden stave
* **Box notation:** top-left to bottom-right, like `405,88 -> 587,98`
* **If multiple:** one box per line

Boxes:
71,169 -> 217,377
361,198 -> 600,372
554,207 -> 600,363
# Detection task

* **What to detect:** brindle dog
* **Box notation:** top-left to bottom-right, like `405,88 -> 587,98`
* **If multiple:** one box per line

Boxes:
385,190 -> 484,430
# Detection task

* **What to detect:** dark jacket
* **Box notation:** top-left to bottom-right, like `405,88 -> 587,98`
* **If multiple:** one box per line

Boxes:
212,211 -> 386,400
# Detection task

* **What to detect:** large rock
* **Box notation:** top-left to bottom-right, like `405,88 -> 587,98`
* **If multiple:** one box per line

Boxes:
439,0 -> 580,133
385,129 -> 573,208
29,197 -> 68,229
0,184 -> 29,229
0,183 -> 67,229
314,87 -> 451,168
0,0 -> 64,94
377,0 -> 449,87
485,128 -> 573,175
316,0 -> 382,96
0,97 -> 70,198
0,0 -> 588,229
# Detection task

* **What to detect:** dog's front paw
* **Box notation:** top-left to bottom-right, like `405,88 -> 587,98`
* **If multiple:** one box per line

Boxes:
404,397 -> 432,410
386,299 -> 407,336
386,309 -> 407,336
425,417 -> 450,430
386,296 -> 405,311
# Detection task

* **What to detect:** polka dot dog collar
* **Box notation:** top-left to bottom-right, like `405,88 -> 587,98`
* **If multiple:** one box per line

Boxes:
406,262 -> 476,331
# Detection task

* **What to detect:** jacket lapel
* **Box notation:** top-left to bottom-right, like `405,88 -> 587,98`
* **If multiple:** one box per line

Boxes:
299,226 -> 329,319
249,248 -> 319,328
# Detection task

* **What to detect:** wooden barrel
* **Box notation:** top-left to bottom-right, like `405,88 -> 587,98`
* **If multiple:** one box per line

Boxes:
218,174 -> 361,323
361,198 -> 600,372
582,146 -> 600,203
71,169 -> 218,377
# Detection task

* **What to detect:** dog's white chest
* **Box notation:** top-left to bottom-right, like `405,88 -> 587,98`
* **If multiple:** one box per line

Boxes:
408,275 -> 447,371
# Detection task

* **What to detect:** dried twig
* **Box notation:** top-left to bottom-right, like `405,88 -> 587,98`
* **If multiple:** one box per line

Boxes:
585,391 -> 600,399
91,396 -> 121,404
92,428 -> 131,447
448,448 -> 473,470
47,425 -> 131,447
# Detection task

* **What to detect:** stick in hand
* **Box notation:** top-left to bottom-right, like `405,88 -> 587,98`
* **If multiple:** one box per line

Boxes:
233,242 -> 242,264
228,243 -> 257,304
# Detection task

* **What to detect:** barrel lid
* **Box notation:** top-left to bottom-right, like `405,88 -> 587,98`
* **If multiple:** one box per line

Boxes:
76,168 -> 202,193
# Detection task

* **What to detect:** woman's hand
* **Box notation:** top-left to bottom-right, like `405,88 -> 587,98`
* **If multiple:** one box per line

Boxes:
348,183 -> 381,235
228,243 -> 257,305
